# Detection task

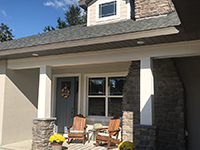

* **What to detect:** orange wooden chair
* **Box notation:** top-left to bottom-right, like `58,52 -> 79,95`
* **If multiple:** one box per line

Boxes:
94,118 -> 121,149
67,116 -> 87,144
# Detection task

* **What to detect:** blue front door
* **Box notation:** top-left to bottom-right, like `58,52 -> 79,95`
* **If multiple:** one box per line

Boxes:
55,77 -> 78,133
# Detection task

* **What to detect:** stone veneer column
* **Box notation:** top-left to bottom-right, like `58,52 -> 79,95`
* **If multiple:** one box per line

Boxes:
133,125 -> 158,150
32,118 -> 56,150
122,111 -> 134,142
122,61 -> 140,142
122,59 -> 186,150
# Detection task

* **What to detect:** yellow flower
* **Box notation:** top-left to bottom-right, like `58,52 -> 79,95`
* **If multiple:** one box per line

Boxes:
49,134 -> 65,144
118,141 -> 135,150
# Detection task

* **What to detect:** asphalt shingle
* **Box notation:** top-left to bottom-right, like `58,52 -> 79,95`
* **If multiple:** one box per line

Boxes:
0,11 -> 180,51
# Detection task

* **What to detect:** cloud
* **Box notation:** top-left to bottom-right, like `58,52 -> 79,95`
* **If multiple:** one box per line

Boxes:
63,0 -> 79,5
1,10 -> 7,17
44,0 -> 79,9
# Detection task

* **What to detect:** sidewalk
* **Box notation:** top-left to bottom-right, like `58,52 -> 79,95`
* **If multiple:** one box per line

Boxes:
0,140 -> 31,150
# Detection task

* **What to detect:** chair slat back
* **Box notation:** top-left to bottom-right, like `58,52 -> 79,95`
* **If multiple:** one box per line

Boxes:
108,118 -> 121,136
72,116 -> 86,131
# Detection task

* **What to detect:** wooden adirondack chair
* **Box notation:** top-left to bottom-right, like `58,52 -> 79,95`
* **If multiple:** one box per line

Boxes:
67,116 -> 87,144
94,118 -> 121,149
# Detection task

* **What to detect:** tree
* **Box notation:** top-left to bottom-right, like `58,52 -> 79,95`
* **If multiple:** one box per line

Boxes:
43,4 -> 87,32
0,23 -> 14,42
65,5 -> 83,26
43,26 -> 55,32
56,17 -> 68,29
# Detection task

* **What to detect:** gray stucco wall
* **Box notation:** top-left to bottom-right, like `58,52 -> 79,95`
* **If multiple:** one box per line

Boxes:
174,57 -> 200,150
1,68 -> 39,145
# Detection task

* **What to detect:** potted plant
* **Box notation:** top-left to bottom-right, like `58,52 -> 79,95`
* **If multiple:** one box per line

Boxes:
49,134 -> 65,150
118,141 -> 135,150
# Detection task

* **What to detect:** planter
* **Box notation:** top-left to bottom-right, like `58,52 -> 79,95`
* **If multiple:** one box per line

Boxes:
52,143 -> 62,150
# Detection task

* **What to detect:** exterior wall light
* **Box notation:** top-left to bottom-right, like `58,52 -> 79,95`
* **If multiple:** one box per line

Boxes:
137,41 -> 145,45
32,53 -> 39,57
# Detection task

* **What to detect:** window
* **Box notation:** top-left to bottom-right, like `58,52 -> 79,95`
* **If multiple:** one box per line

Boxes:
88,76 -> 125,117
99,1 -> 117,18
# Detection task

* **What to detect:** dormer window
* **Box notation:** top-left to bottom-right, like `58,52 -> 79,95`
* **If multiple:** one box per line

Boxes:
96,0 -> 119,22
99,1 -> 116,18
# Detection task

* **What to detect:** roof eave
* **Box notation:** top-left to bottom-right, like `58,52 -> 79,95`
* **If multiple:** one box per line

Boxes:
79,0 -> 93,10
0,26 -> 180,59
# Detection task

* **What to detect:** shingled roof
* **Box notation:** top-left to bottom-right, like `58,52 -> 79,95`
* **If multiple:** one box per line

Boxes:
0,11 -> 180,51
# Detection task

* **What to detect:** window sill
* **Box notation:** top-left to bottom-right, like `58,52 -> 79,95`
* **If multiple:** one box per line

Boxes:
96,15 -> 119,23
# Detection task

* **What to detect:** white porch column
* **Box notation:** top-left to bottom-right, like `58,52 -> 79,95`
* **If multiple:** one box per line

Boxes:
0,60 -> 6,145
140,57 -> 154,125
38,65 -> 52,118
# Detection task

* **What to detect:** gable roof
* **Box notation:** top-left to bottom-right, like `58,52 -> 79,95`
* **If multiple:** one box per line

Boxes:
0,12 -> 180,51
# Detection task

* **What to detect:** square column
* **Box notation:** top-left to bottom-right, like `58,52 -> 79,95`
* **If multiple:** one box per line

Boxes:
0,60 -> 6,145
38,66 -> 52,118
140,57 -> 154,125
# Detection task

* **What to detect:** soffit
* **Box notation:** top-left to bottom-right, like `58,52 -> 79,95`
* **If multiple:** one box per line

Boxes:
0,30 -> 199,60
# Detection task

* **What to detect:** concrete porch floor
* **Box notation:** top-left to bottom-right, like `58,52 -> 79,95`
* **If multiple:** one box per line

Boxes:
0,139 -> 119,150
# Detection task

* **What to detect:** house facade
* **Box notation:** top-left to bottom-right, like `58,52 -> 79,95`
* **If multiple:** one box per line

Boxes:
0,0 -> 200,149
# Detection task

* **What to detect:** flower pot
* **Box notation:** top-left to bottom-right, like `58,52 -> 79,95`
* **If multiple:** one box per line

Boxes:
52,143 -> 62,150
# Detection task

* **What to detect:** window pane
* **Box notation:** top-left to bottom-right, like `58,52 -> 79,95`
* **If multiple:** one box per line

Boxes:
99,1 -> 116,18
108,77 -> 125,95
108,98 -> 122,117
89,78 -> 105,95
88,98 -> 105,116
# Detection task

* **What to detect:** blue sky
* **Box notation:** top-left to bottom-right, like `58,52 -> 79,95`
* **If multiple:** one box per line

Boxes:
0,0 -> 80,39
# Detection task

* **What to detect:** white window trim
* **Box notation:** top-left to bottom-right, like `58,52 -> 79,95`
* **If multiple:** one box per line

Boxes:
96,0 -> 120,22
127,0 -> 131,19
85,72 -> 127,118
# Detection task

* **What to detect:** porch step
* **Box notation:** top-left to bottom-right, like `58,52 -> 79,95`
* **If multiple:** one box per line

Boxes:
66,144 -> 119,150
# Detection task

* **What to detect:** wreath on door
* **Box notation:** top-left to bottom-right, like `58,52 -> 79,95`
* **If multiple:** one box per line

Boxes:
61,84 -> 70,99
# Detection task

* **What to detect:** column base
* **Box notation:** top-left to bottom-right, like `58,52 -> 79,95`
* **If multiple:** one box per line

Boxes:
133,124 -> 158,150
32,118 -> 56,150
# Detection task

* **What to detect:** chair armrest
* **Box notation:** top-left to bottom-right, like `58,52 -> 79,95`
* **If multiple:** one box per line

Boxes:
84,126 -> 88,132
67,125 -> 73,133
96,127 -> 108,134
96,127 -> 108,131
108,129 -> 120,133
108,129 -> 120,137
67,125 -> 73,129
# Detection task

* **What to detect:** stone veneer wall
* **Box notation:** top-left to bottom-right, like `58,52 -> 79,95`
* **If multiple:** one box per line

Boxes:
154,59 -> 185,149
133,0 -> 175,19
133,125 -> 158,150
122,59 -> 186,150
32,118 -> 56,150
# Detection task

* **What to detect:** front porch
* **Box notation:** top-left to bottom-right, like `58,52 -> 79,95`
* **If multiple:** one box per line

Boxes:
1,40 -> 200,150
0,139 -> 120,150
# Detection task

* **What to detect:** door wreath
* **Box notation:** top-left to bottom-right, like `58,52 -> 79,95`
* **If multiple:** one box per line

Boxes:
61,83 -> 70,99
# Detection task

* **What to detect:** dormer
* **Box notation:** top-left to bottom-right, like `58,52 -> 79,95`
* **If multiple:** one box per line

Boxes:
79,0 -> 131,26
79,0 -> 175,26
